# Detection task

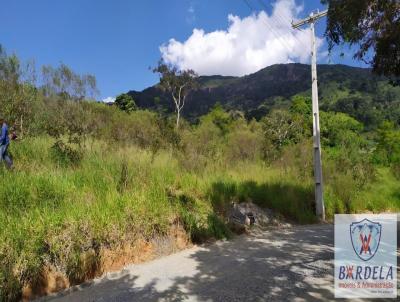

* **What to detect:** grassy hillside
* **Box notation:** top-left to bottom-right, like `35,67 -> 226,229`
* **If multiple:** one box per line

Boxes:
0,136 -> 299,300
1,132 -> 399,300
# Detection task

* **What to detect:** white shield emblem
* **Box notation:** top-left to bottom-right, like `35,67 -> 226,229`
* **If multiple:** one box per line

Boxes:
350,218 -> 382,261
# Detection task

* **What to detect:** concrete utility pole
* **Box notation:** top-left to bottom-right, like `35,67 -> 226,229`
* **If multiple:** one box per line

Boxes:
292,10 -> 327,221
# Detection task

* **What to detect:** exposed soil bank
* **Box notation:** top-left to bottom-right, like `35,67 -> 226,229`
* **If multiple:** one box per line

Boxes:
22,225 -> 190,301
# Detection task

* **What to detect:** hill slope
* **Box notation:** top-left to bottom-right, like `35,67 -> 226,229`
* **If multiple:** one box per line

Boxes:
128,63 -> 400,127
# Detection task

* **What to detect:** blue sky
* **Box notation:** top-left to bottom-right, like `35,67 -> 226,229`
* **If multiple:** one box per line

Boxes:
0,0 -> 366,100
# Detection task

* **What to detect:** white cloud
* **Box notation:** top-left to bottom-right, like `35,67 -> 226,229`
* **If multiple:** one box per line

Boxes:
186,3 -> 196,24
160,0 -> 323,76
101,96 -> 115,103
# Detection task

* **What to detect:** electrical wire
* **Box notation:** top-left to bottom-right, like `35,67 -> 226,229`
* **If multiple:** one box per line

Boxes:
256,0 -> 309,49
241,0 -> 295,52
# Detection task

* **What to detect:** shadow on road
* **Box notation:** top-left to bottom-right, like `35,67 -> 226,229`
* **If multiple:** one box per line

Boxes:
47,225 -> 340,301
45,221 -> 400,301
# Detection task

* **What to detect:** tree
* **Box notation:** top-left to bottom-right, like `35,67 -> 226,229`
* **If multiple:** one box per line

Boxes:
290,95 -> 311,117
319,111 -> 364,147
322,0 -> 400,82
200,103 -> 233,135
374,121 -> 400,164
0,46 -> 39,137
261,109 -> 306,150
115,93 -> 137,113
41,63 -> 98,100
153,60 -> 198,129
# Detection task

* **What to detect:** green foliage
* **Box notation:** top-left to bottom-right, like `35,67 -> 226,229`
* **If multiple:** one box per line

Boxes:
153,59 -> 198,129
261,109 -> 306,157
45,99 -> 93,144
290,95 -> 311,117
332,96 -> 379,129
373,121 -> 400,165
135,63 -> 400,125
41,63 -> 98,100
351,167 -> 400,212
225,123 -> 263,162
391,163 -> 400,180
42,99 -> 95,166
0,46 -> 40,137
278,139 -> 313,178
323,0 -> 400,81
180,210 -> 232,243
320,111 -> 363,147
51,140 -> 83,166
208,179 -> 316,224
115,93 -> 137,113
180,119 -> 222,171
320,112 -> 376,194
200,103 -> 233,135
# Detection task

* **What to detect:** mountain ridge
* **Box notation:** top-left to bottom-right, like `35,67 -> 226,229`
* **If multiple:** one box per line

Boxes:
127,63 -> 399,127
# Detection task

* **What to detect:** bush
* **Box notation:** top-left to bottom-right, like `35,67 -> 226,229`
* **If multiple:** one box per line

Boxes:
276,139 -> 313,179
260,109 -> 307,161
224,122 -> 263,163
320,111 -> 363,147
179,120 -> 223,171
51,140 -> 83,166
391,163 -> 400,180
373,121 -> 400,165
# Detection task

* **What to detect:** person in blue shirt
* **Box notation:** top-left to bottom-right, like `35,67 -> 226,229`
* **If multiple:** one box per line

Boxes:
0,117 -> 13,169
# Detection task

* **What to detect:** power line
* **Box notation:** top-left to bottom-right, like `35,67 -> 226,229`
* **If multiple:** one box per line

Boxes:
241,0 -> 295,52
256,0 -> 308,49
242,0 -> 293,51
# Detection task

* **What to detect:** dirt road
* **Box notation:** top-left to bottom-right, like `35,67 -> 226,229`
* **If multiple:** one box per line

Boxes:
41,224 -> 398,302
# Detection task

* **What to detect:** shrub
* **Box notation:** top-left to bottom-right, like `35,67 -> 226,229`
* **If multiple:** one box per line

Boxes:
320,111 -> 363,147
374,121 -> 400,165
200,103 -> 233,136
51,140 -> 83,166
224,123 -> 263,163
179,120 -> 223,171
262,110 -> 306,147
277,139 -> 313,179
391,163 -> 400,180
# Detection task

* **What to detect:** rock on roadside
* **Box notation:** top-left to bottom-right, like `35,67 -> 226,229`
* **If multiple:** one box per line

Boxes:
228,202 -> 291,232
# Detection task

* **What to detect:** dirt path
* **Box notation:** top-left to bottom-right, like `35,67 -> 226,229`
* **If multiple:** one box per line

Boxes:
40,224 -> 398,302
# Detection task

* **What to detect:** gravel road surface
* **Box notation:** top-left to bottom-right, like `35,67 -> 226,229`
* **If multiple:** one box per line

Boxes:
41,224 -> 399,302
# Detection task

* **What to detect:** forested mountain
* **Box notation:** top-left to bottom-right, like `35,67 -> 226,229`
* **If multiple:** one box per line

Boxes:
128,63 -> 400,129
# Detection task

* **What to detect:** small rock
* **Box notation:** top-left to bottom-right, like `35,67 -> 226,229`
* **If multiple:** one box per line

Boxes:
228,202 -> 287,229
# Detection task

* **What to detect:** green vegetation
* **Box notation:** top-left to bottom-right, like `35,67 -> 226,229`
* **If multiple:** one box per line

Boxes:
130,64 -> 400,124
153,59 -> 198,129
322,0 -> 400,81
0,47 -> 399,300
115,93 -> 137,113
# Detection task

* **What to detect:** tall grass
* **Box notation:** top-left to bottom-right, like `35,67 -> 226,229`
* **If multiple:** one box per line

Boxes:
0,136 -> 399,301
0,137 -> 176,300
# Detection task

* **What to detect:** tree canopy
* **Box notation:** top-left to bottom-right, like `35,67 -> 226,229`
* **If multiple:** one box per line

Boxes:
41,63 -> 98,100
323,0 -> 400,82
115,93 -> 137,113
153,60 -> 198,129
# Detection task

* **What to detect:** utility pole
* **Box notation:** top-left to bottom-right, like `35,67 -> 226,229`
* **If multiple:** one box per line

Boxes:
292,10 -> 327,221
